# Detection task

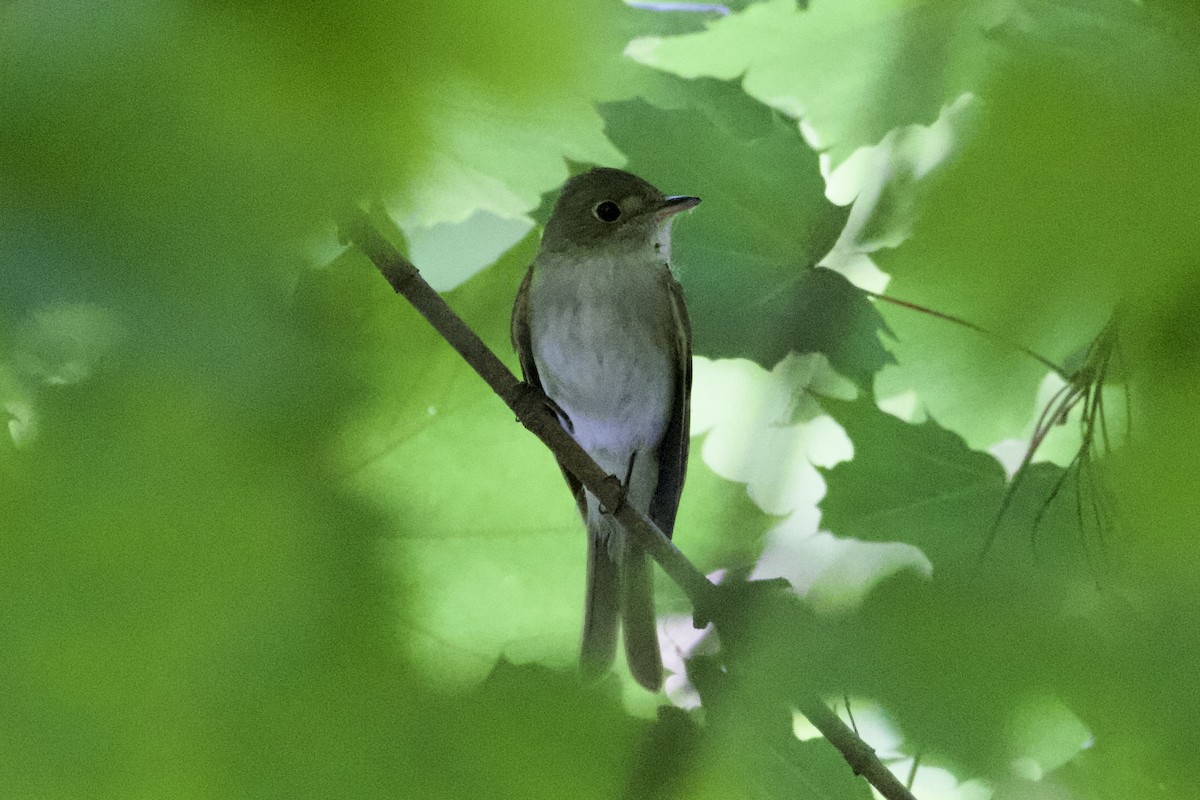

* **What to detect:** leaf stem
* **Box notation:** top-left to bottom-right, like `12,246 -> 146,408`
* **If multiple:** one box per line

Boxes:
867,291 -> 1068,378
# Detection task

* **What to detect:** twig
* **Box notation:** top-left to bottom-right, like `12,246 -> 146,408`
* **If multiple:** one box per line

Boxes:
338,206 -> 919,800
906,750 -> 922,790
798,699 -> 918,800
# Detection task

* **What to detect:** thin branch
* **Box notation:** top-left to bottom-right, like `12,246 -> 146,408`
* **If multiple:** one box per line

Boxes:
799,699 -> 918,800
906,751 -> 922,791
338,206 -> 918,800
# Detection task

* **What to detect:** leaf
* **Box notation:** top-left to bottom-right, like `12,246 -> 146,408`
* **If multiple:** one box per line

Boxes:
628,0 -> 1005,166
809,396 -> 1200,787
458,661 -> 644,799
601,85 -> 893,385
388,77 -> 625,228
298,231 -> 578,681
0,1 -> 603,279
787,269 -> 895,389
819,396 -> 1105,576
686,651 -> 875,800
1000,749 -> 1171,800
819,397 -> 1004,566
869,3 -> 1200,448
634,0 -> 1200,451
0,324 -> 417,797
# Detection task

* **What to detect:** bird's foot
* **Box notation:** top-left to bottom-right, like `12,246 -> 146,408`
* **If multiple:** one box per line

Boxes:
599,452 -> 637,515
598,474 -> 628,516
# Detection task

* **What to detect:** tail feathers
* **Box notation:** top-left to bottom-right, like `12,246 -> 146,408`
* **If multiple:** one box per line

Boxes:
581,516 -> 663,691
580,523 -> 619,680
620,543 -> 663,691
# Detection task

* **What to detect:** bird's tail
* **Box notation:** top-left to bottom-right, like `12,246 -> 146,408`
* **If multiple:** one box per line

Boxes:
580,512 -> 662,691
620,537 -> 662,690
580,515 -> 619,681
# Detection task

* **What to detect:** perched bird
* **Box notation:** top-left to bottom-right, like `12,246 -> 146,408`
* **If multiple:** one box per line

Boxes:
511,167 -> 697,690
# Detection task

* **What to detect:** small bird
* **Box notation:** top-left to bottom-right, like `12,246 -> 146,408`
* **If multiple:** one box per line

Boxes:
511,167 -> 697,690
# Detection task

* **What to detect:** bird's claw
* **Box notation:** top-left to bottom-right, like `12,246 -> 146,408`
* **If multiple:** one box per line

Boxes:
599,452 -> 637,515
598,474 -> 628,516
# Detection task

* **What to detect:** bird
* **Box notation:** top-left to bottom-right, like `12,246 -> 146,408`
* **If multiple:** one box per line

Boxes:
511,167 -> 697,690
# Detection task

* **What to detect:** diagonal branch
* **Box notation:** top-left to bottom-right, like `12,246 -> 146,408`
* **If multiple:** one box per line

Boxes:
337,205 -> 713,607
337,206 -> 918,800
799,698 -> 919,800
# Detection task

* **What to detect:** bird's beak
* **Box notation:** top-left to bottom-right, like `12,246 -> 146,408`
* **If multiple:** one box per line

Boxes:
654,195 -> 701,220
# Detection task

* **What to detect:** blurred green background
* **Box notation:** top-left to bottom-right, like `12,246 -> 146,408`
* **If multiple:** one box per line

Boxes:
3,1 -> 1198,798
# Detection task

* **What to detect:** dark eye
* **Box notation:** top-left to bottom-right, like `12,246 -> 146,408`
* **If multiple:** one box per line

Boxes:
593,200 -> 621,223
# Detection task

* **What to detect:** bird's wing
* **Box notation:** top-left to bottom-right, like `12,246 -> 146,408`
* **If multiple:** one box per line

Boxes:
511,263 -> 587,520
649,271 -> 692,538
510,265 -> 541,392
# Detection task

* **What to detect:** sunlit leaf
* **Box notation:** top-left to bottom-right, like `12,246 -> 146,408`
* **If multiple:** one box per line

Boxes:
629,0 -> 1004,165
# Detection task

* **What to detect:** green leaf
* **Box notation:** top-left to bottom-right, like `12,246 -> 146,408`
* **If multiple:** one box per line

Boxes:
629,0 -> 1005,165
870,4 -> 1200,447
819,396 -> 1104,576
787,268 -> 895,389
809,396 -> 1200,787
634,0 -> 1200,451
389,77 -> 625,228
819,397 -> 1004,566
0,1 -> 605,279
0,326 -> 411,797
455,661 -> 643,799
686,652 -> 875,800
1001,748 -> 1172,800
601,86 -> 892,384
297,231 -> 580,682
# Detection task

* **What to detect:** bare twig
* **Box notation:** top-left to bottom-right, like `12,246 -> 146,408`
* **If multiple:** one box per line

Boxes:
906,750 -> 923,790
338,206 -> 918,800
798,699 -> 918,800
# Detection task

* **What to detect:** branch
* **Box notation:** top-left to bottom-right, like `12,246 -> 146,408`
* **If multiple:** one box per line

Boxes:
799,698 -> 918,800
337,206 -> 713,607
337,206 -> 918,800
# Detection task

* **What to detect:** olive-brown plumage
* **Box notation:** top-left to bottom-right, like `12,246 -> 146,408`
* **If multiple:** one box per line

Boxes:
511,168 -> 697,690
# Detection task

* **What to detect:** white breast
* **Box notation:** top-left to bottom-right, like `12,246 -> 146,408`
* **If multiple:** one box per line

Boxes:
528,247 -> 676,463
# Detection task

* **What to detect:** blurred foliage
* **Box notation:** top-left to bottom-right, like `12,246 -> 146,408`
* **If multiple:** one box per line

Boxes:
4,0 -> 1200,798
0,0 -> 592,274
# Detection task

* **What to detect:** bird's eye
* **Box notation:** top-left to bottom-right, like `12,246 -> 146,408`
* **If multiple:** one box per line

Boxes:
592,200 -> 621,223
